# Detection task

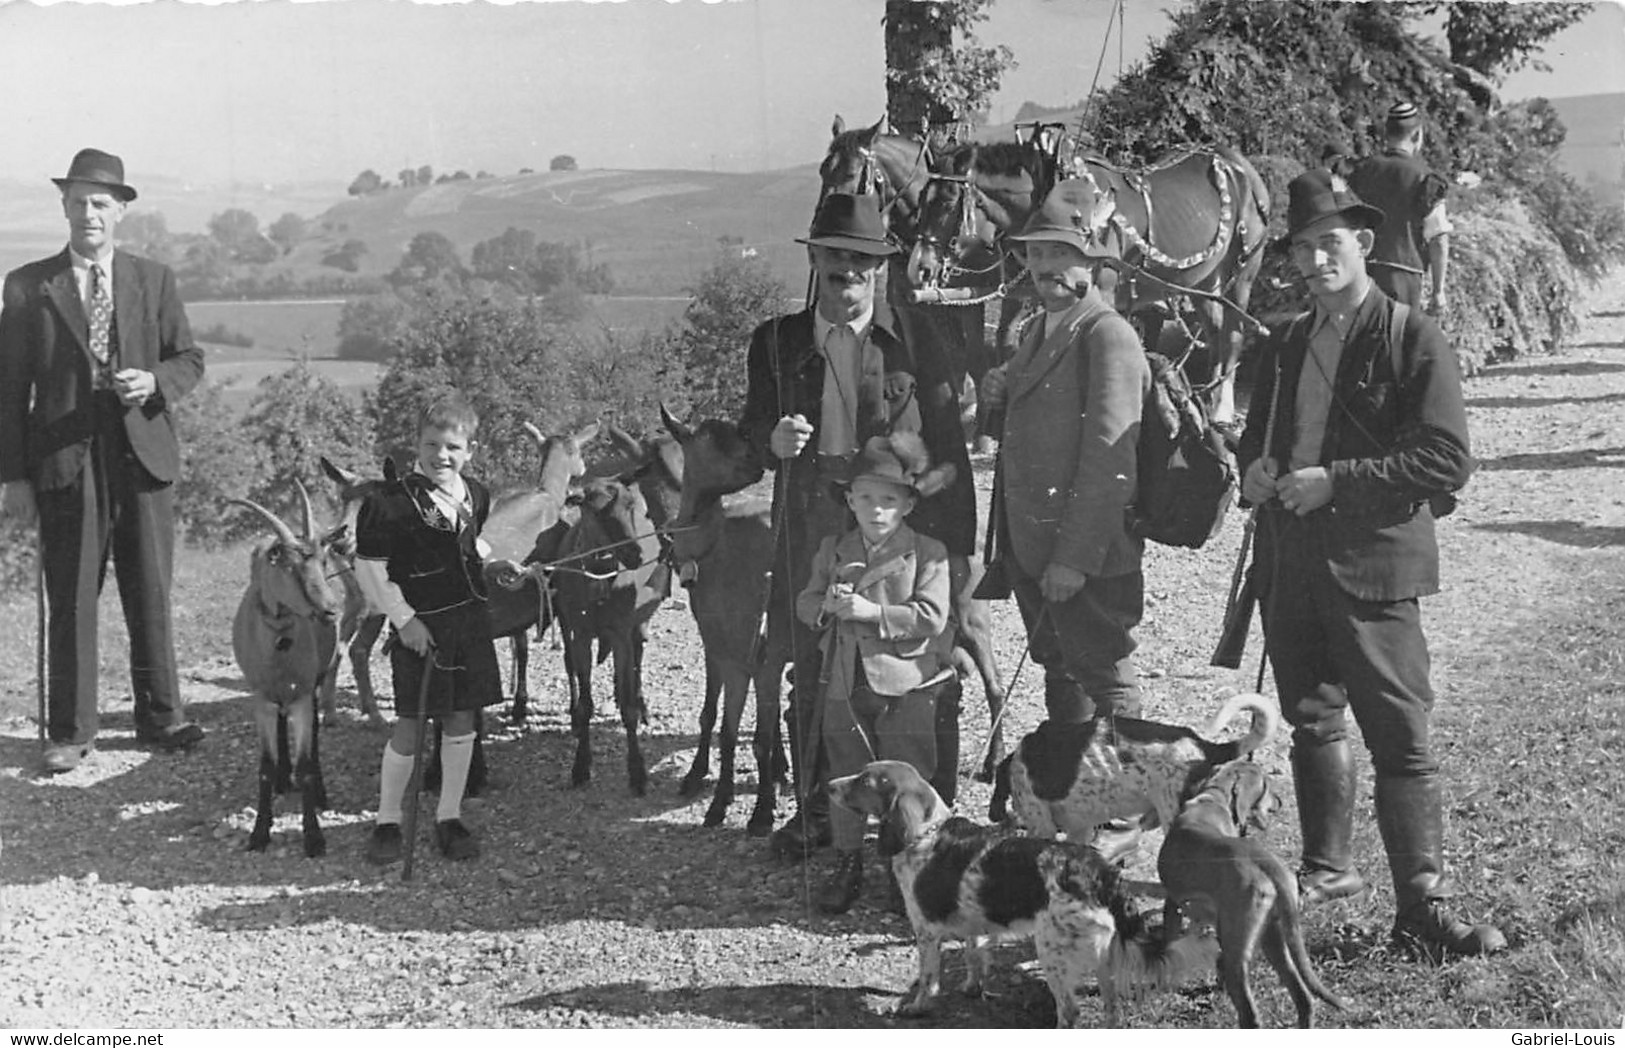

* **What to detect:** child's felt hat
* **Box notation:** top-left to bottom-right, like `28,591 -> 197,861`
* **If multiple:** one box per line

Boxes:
843,433 -> 931,493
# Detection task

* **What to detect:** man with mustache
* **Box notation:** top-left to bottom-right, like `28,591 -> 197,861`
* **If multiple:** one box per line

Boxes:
740,193 -> 973,859
1237,167 -> 1503,957
0,149 -> 206,773
978,182 -> 1152,729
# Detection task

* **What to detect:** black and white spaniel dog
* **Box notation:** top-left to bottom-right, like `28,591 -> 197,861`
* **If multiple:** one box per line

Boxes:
829,760 -> 1217,1027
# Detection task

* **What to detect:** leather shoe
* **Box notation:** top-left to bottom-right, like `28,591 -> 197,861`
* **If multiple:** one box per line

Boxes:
434,819 -> 480,861
42,741 -> 93,775
137,722 -> 205,752
364,823 -> 403,865
769,809 -> 832,860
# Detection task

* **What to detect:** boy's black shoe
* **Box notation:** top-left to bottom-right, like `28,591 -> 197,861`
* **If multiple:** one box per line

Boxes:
364,823 -> 403,865
435,819 -> 479,861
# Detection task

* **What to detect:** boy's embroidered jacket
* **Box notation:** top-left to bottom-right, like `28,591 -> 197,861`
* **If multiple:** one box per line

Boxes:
795,522 -> 953,698
1237,286 -> 1472,602
355,473 -> 493,616
992,290 -> 1151,580
739,303 -> 975,557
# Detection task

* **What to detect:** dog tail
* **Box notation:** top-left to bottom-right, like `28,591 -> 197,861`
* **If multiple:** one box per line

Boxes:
988,753 -> 1013,822
1206,692 -> 1280,760
1103,912 -> 1219,997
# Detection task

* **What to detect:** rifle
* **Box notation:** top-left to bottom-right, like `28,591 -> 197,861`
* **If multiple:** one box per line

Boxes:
1210,512 -> 1256,669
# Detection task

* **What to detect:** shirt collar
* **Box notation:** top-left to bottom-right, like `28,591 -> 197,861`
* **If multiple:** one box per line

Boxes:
1308,283 -> 1374,341
813,305 -> 874,350
68,246 -> 113,278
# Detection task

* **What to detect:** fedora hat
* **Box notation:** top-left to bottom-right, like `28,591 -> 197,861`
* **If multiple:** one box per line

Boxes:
52,148 -> 137,202
1280,167 -> 1384,244
1008,178 -> 1116,258
797,193 -> 898,256
843,433 -> 930,493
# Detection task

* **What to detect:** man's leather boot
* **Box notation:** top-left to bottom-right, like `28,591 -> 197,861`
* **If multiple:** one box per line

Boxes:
1291,736 -> 1367,905
817,848 -> 866,914
1375,774 -> 1508,958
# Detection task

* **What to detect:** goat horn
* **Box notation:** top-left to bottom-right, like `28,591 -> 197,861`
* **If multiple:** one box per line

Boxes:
659,402 -> 691,444
294,478 -> 319,543
522,421 -> 545,448
228,496 -> 299,548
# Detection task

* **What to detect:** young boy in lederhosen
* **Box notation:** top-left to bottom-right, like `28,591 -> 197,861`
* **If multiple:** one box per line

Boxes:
354,393 -> 503,863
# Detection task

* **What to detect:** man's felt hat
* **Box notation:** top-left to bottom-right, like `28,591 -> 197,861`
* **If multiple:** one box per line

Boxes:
52,148 -> 137,202
1008,178 -> 1116,258
844,433 -> 930,493
797,193 -> 898,256
1385,101 -> 1423,136
1281,167 -> 1385,243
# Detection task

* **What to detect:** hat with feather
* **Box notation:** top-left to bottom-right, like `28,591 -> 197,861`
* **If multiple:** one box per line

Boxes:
843,433 -> 931,493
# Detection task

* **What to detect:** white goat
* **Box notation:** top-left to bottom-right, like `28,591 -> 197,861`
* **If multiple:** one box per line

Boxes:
231,481 -> 343,858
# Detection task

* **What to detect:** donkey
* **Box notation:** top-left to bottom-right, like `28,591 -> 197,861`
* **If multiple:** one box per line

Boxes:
659,406 -> 789,834
230,481 -> 344,858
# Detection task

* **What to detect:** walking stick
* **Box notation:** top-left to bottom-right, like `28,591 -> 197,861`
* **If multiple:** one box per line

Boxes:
35,533 -> 46,747
400,641 -> 436,883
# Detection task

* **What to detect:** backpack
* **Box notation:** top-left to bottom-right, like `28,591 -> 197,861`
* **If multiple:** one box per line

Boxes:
1128,351 -> 1238,548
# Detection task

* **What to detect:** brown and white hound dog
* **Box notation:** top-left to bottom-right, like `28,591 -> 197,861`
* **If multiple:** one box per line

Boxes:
991,692 -> 1280,851
1157,760 -> 1347,1028
829,760 -> 1216,1028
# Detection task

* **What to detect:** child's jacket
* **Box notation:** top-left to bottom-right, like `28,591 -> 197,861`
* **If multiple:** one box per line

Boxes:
795,521 -> 952,703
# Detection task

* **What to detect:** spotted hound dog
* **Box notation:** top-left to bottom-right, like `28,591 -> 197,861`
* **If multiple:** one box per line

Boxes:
829,760 -> 1217,1028
991,692 -> 1280,853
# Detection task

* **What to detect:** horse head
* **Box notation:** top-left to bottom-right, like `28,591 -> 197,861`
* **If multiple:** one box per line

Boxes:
821,114 -> 933,245
905,140 -> 1037,292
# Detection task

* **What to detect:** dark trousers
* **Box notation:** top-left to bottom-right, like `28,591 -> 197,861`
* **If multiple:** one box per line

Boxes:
767,467 -> 850,808
36,394 -> 182,745
1370,265 -> 1424,310
1011,567 -> 1143,722
825,676 -> 938,850
1258,514 -> 1438,778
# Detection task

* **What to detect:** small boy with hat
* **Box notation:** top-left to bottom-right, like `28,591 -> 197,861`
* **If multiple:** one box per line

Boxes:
795,432 -> 955,914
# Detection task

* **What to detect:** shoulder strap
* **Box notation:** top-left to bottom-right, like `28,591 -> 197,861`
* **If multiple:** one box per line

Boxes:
1387,300 -> 1410,379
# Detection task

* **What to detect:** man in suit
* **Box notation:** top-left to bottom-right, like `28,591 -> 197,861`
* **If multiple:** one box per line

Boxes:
1237,167 -> 1503,956
979,182 -> 1152,725
0,148 -> 207,774
1350,101 -> 1453,314
740,192 -> 973,857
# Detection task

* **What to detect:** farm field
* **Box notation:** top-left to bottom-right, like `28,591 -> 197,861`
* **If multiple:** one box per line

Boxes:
186,294 -> 702,413
0,278 -> 1622,1028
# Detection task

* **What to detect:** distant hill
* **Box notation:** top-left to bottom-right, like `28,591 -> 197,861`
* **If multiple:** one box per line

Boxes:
282,166 -> 823,297
1548,93 -> 1625,207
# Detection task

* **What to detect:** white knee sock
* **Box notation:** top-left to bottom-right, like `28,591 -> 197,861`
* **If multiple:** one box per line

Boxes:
376,742 -> 415,826
436,732 -> 476,822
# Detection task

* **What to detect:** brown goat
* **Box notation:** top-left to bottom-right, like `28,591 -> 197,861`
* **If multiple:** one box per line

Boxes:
550,475 -> 669,794
659,406 -> 789,834
230,481 -> 342,858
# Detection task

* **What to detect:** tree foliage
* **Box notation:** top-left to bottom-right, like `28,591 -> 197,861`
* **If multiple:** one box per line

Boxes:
267,212 -> 307,255
550,155 -> 578,172
884,0 -> 1015,134
347,169 -> 384,197
1434,1 -> 1591,81
120,210 -> 175,265
241,356 -> 378,520
173,379 -> 270,546
389,231 -> 466,290
675,253 -> 786,420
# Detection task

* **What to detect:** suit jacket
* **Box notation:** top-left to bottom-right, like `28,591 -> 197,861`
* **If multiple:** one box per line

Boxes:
991,290 -> 1151,580
795,522 -> 953,699
739,303 -> 975,557
1350,151 -> 1450,275
1237,286 -> 1471,602
0,248 -> 204,489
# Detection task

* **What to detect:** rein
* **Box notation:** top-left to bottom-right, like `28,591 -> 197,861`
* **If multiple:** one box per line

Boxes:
519,522 -> 697,580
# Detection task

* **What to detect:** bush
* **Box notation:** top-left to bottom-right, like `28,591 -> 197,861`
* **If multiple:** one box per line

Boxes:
173,379 -> 270,547
241,357 -> 379,524
336,292 -> 410,362
675,253 -> 786,420
193,322 -> 254,348
1443,192 -> 1578,374
368,288 -> 576,490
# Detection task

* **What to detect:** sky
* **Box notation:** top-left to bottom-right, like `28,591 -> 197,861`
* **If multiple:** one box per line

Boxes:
0,0 -> 1620,190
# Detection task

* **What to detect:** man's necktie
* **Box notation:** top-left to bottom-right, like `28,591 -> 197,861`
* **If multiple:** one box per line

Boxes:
87,264 -> 112,365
